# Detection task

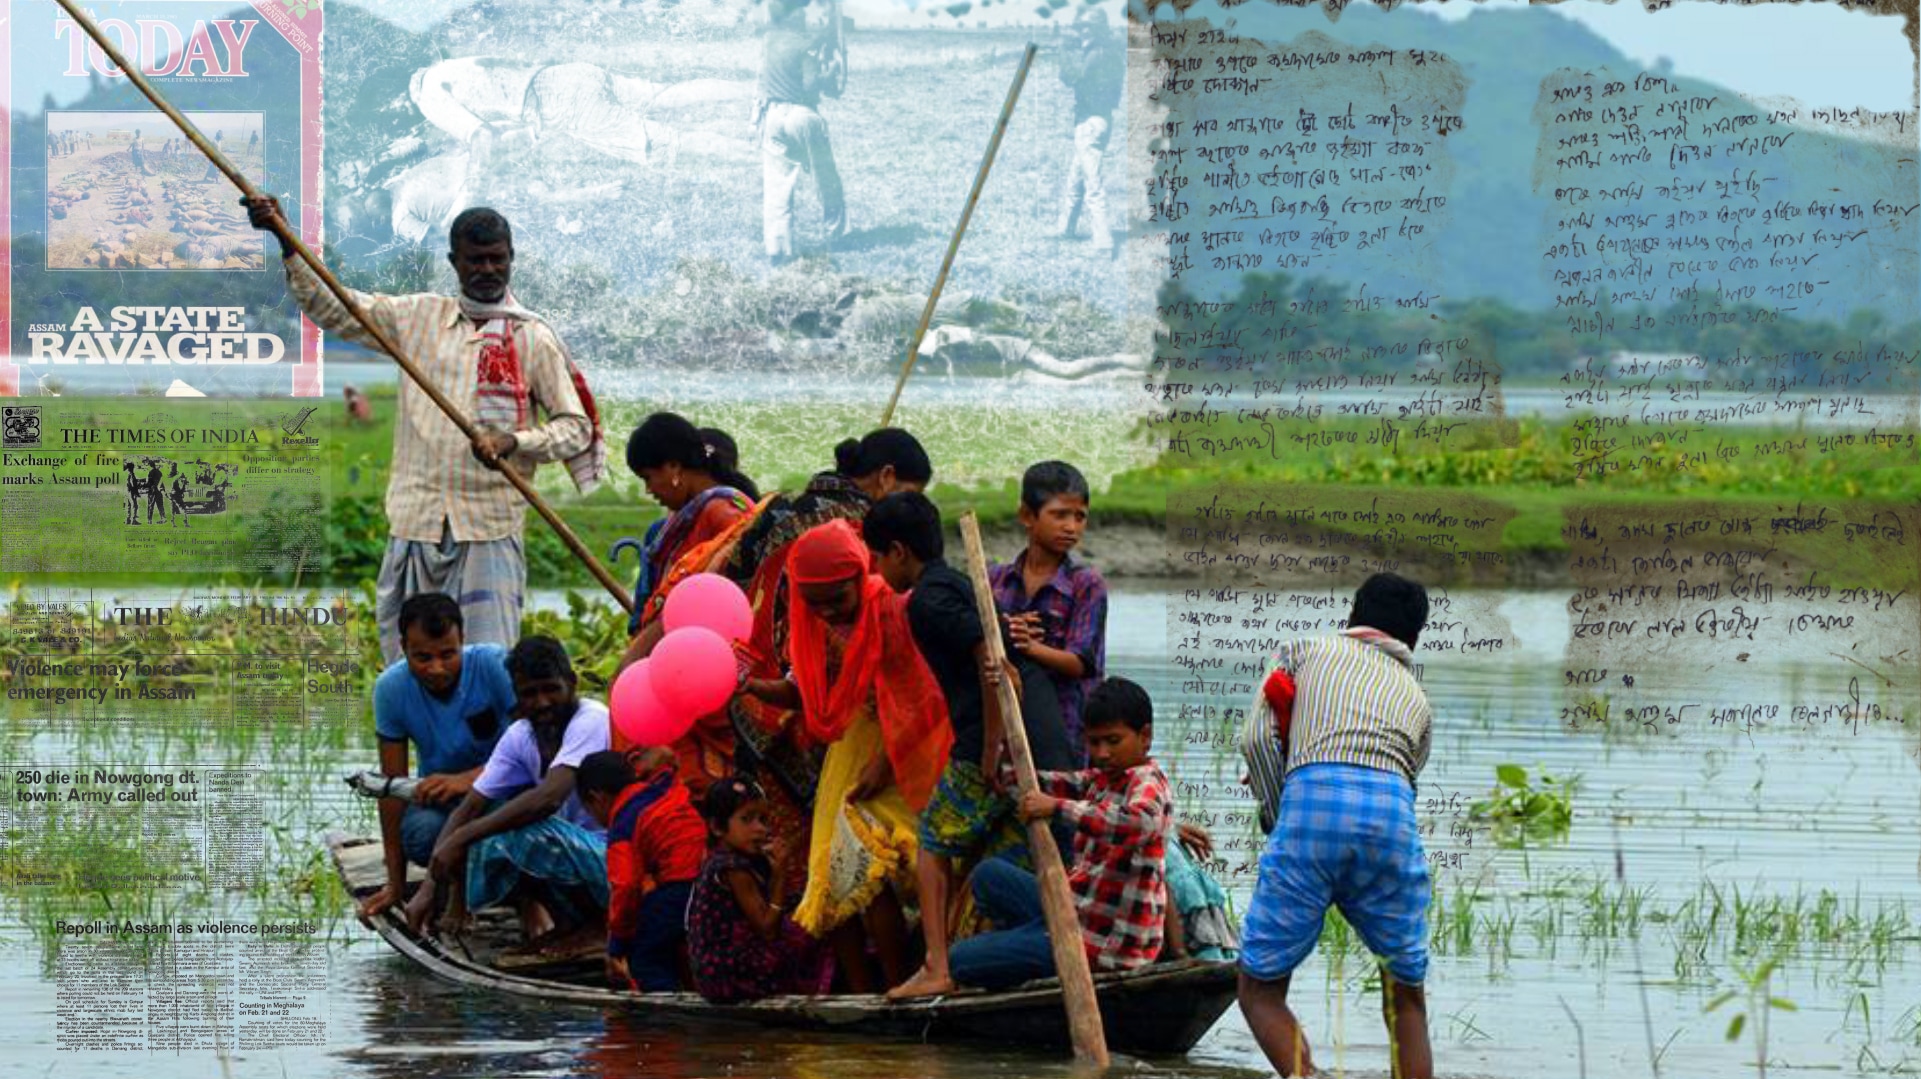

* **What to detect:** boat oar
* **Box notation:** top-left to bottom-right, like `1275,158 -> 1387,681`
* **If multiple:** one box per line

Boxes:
51,0 -> 636,616
879,44 -> 1037,428
958,511 -> 1110,1068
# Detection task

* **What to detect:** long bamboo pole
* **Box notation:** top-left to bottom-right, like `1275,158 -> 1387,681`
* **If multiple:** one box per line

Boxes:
879,44 -> 1037,428
958,511 -> 1109,1067
52,0 -> 635,615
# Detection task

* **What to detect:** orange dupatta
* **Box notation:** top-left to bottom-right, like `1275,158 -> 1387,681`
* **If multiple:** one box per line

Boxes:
641,493 -> 777,626
785,522 -> 952,811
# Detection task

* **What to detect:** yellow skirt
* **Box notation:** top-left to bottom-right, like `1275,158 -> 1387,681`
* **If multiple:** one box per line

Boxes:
793,711 -> 919,937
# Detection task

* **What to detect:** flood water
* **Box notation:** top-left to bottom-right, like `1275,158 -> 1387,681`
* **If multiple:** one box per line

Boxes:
293,362 -> 1921,429
3,585 -> 1918,1078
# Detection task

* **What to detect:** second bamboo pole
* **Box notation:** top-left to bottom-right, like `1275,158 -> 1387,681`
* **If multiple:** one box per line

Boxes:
958,511 -> 1110,1067
880,45 -> 1038,428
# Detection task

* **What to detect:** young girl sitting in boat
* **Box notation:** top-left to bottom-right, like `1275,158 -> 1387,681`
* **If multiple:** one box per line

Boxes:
736,519 -> 953,993
685,776 -> 830,1003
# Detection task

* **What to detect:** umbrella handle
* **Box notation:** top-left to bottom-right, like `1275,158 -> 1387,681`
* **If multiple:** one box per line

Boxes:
609,537 -> 645,567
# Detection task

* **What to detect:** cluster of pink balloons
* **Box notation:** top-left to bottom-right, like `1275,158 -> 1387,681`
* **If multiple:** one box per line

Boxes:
612,574 -> 753,748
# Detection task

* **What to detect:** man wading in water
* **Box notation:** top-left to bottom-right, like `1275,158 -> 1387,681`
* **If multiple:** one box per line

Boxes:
245,196 -> 607,665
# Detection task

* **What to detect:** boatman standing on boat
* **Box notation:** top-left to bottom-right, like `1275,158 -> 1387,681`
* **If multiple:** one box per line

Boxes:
245,196 -> 607,665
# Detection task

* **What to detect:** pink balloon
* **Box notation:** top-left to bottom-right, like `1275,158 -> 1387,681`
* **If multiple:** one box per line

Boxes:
650,626 -> 738,718
663,572 -> 754,643
611,660 -> 695,748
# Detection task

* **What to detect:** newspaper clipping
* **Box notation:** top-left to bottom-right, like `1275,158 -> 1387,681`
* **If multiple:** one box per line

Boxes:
0,400 -> 328,572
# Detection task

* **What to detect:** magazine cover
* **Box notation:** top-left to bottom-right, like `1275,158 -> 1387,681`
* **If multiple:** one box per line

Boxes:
2,0 -> 323,398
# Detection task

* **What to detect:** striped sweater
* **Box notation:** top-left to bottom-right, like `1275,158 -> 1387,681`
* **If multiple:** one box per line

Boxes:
1239,628 -> 1431,830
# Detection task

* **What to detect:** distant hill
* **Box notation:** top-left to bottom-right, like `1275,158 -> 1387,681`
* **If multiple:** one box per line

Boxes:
1165,3 -> 1915,318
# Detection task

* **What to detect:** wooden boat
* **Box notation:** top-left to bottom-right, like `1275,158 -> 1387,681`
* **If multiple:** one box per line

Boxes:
327,831 -> 1237,1055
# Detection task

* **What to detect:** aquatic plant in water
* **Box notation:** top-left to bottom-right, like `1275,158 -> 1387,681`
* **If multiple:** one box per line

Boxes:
1468,763 -> 1576,846
1703,946 -> 1797,1078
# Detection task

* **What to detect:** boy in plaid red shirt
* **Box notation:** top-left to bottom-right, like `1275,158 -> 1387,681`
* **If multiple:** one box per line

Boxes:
949,677 -> 1168,989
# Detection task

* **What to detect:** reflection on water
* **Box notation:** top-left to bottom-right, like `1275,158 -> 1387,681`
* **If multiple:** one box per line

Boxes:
325,362 -> 1146,410
2,586 -> 1918,1078
329,960 -> 1269,1079
311,364 -> 1920,427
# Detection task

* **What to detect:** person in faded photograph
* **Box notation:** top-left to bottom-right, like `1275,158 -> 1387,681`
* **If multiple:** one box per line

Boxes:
123,460 -> 141,526
144,458 -> 168,524
169,468 -> 191,529
755,0 -> 847,265
1053,7 -> 1122,256
201,129 -> 225,182
347,56 -> 753,252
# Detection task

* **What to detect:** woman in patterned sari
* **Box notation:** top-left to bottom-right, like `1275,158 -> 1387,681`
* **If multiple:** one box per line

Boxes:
738,519 -> 951,993
615,413 -> 764,797
719,430 -> 933,900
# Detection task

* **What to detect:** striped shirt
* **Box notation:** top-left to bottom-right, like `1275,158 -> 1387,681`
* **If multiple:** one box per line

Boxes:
1239,628 -> 1431,829
286,256 -> 591,542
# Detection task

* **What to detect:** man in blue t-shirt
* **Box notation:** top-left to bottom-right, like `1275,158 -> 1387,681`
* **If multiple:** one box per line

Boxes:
360,592 -> 516,919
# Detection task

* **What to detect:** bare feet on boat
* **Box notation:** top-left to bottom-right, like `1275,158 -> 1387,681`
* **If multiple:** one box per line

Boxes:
439,904 -> 472,937
403,879 -> 437,935
500,923 -> 602,964
885,965 -> 956,1001
358,882 -> 401,924
515,899 -> 556,943
534,925 -> 604,959
501,923 -> 567,956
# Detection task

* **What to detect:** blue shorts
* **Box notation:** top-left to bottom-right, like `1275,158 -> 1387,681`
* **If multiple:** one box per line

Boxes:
1239,762 -> 1431,985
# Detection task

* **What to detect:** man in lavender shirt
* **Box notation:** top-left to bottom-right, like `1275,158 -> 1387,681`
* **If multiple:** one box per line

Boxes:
406,636 -> 611,957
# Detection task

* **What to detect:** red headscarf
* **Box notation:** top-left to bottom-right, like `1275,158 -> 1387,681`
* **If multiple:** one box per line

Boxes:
785,520 -> 952,810
789,517 -> 871,585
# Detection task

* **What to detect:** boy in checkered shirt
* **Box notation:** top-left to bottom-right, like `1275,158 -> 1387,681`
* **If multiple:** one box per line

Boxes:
948,677 -> 1169,989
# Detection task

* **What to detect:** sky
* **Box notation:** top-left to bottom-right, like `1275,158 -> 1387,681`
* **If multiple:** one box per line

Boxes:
1438,0 -> 1915,113
334,0 -> 1916,111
